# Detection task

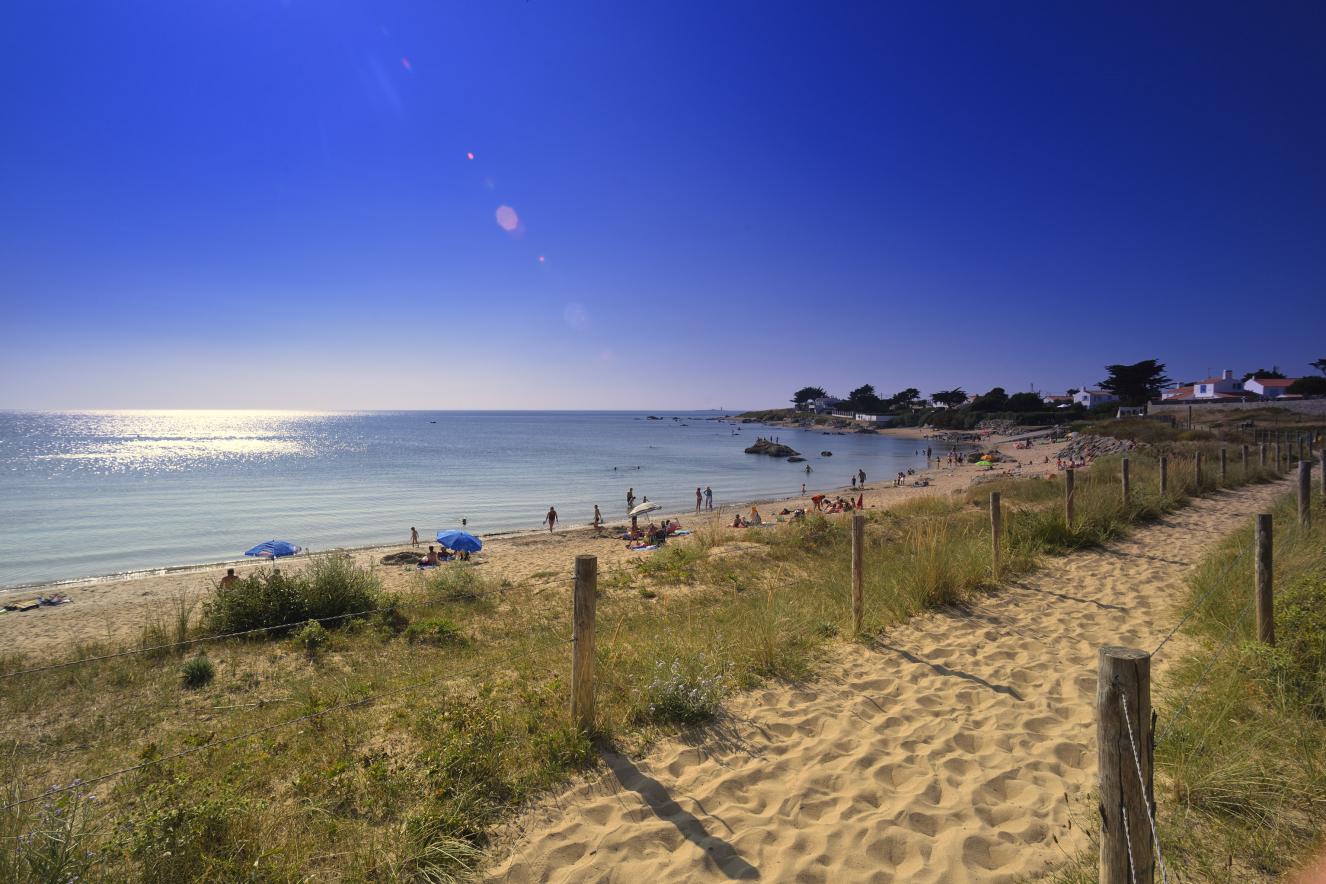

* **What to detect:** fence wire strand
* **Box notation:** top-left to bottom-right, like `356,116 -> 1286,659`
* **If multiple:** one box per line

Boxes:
1156,594 -> 1256,745
1120,690 -> 1169,884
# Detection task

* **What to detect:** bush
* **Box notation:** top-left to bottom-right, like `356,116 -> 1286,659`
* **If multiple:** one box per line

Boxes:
180,656 -> 215,689
639,657 -> 725,724
403,618 -> 466,646
302,558 -> 380,623
295,620 -> 329,657
200,560 -> 381,637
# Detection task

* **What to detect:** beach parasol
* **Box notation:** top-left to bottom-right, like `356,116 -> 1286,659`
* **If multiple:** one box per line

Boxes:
244,540 -> 302,559
435,529 -> 482,552
629,501 -> 661,517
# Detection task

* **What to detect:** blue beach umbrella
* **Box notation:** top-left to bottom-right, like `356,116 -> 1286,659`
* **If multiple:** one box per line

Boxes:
244,540 -> 303,559
435,529 -> 482,552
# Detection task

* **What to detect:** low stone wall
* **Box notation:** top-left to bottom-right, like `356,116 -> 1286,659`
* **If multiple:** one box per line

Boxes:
1149,399 -> 1326,418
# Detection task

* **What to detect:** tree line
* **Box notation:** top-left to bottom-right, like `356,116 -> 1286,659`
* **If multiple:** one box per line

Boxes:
792,357 -> 1326,414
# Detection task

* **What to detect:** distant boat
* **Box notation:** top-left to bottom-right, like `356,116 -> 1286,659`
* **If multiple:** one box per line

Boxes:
430,421 -> 437,424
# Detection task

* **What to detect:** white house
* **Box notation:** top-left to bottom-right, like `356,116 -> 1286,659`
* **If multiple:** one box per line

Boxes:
1163,370 -> 1255,401
1243,377 -> 1298,399
1073,389 -> 1119,408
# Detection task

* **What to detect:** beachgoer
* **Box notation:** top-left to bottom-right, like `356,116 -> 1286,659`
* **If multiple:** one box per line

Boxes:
696,486 -> 702,512
544,506 -> 558,532
704,485 -> 713,509
422,546 -> 440,566
220,567 -> 238,588
749,506 -> 763,526
804,463 -> 812,474
593,504 -> 602,527
851,475 -> 856,489
858,468 -> 866,485
627,488 -> 635,509
801,482 -> 806,495
410,526 -> 419,547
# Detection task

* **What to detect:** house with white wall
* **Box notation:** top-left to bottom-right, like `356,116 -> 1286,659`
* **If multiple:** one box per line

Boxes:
1163,370 -> 1255,401
1073,389 -> 1118,408
1243,377 -> 1298,399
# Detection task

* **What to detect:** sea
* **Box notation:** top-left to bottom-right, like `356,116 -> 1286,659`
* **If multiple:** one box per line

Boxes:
0,411 -> 934,589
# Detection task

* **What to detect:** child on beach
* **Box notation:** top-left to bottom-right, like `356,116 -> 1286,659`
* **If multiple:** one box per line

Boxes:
544,506 -> 559,532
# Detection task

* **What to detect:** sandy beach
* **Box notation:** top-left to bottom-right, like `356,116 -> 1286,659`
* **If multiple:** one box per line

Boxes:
0,427 -> 1057,658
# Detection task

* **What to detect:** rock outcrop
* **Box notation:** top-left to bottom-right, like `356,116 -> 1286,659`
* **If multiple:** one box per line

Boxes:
745,438 -> 800,458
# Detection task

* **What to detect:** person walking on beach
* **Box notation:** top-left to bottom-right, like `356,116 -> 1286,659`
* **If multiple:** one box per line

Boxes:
704,485 -> 713,509
593,504 -> 602,527
801,482 -> 806,495
544,506 -> 558,532
627,488 -> 636,510
858,468 -> 866,486
851,475 -> 856,490
696,486 -> 702,512
410,526 -> 419,547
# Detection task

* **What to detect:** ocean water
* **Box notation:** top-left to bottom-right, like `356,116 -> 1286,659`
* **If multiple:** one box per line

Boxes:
0,411 -> 932,588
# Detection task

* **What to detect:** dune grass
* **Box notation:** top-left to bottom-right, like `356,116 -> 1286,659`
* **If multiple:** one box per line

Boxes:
1048,485 -> 1325,883
0,446 -> 1286,881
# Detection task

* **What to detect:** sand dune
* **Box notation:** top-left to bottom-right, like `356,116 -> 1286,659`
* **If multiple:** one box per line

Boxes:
486,480 -> 1290,883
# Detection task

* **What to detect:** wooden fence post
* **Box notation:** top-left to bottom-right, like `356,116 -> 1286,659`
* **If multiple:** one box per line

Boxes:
1195,451 -> 1203,489
1255,515 -> 1274,646
1320,449 -> 1326,502
990,492 -> 1002,580
1121,457 -> 1130,504
851,513 -> 864,635
1260,443 -> 1267,468
1098,647 -> 1154,884
1298,461 -> 1312,530
1065,468 -> 1075,527
572,555 -> 598,733
1158,455 -> 1168,495
1219,448 -> 1227,484
1275,442 -> 1282,471
1241,444 -> 1249,476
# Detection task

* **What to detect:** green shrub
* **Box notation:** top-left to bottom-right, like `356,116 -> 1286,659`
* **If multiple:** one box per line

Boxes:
295,620 -> 329,657
404,618 -> 466,646
200,560 -> 381,636
639,657 -> 725,724
180,656 -> 215,689
373,593 -> 410,634
302,558 -> 380,622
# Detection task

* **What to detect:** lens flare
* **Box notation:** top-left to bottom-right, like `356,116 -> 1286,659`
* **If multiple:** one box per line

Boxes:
466,151 -> 475,160
538,255 -> 546,263
495,205 -> 519,232
400,57 -> 412,71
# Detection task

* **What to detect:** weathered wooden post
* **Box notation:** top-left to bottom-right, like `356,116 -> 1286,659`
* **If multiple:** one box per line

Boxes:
1065,468 -> 1075,527
1219,448 -> 1227,484
990,492 -> 1002,580
572,554 -> 598,732
1255,515 -> 1273,646
1158,456 -> 1168,495
1298,461 -> 1312,530
851,513 -> 864,635
1320,449 -> 1326,501
1195,451 -> 1203,489
1121,457 -> 1131,504
1241,443 -> 1249,476
1260,443 -> 1267,467
1098,647 -> 1154,884
1187,404 -> 1193,430
1276,442 -> 1283,471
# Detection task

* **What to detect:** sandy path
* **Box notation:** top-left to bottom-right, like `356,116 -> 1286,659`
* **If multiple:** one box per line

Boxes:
486,479 -> 1290,883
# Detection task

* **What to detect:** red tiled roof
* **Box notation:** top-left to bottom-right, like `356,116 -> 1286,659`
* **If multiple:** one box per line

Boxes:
1249,377 -> 1296,388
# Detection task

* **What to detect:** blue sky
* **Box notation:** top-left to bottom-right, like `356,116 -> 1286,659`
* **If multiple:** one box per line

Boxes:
2,2 -> 1323,409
